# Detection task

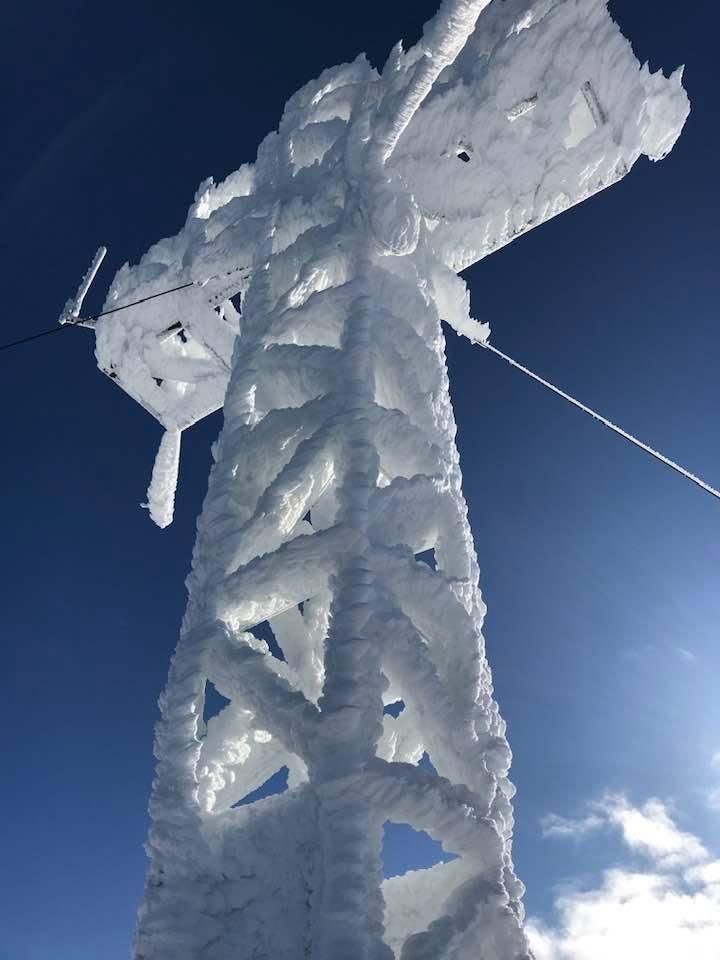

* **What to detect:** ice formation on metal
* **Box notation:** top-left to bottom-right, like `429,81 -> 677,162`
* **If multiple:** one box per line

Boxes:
90,1 -> 688,957
59,246 -> 107,325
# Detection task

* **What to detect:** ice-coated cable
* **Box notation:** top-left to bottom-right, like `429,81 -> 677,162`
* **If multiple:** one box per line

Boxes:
479,338 -> 720,503
1,260 -> 254,353
0,281 -> 197,352
5,270 -> 716,506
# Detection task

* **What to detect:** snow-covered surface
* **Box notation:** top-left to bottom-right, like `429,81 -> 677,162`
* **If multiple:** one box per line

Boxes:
58,245 -> 106,324
94,1 -> 688,957
392,0 -> 688,272
94,0 -> 688,508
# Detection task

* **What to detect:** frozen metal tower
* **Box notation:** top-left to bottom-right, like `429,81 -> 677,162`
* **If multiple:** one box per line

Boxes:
79,2 -> 687,957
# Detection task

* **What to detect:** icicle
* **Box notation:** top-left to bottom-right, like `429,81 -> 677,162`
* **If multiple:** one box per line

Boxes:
58,246 -> 107,325
143,428 -> 182,528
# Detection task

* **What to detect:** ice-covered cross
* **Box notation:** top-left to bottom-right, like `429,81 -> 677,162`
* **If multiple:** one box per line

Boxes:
86,2 -> 688,958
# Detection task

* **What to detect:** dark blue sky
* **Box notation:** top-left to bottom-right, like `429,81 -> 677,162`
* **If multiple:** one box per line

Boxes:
3,2 -> 719,958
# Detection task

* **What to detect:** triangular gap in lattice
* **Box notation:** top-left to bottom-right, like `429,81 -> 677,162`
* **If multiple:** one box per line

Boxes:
382,820 -> 459,878
202,679 -> 231,724
231,765 -> 290,808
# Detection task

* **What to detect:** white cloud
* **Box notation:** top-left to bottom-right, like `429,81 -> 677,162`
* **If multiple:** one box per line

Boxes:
601,795 -> 708,868
686,860 -> 720,888
530,796 -> 720,960
540,811 -> 604,840
541,794 -> 707,868
706,753 -> 720,810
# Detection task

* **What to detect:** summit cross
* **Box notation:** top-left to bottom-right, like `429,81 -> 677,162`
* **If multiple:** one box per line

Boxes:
78,2 -> 688,957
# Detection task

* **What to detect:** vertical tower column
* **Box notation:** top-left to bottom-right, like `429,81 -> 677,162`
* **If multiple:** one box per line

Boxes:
311,280 -> 390,960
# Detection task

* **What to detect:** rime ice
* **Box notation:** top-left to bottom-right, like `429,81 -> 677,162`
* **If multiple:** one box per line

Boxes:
92,1 -> 688,957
